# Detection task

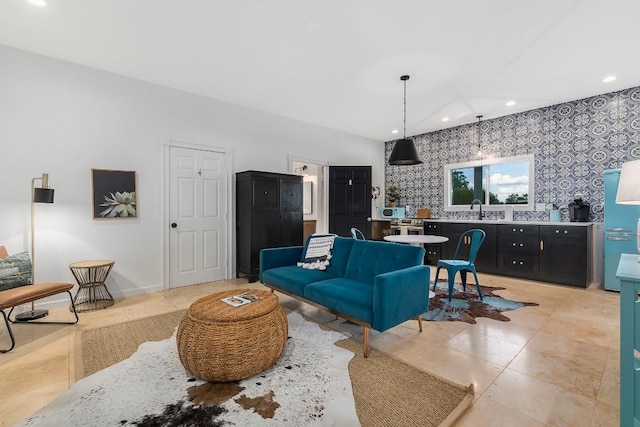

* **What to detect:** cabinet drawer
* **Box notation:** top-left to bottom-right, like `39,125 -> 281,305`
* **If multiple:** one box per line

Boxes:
425,244 -> 441,265
498,224 -> 538,236
539,225 -> 586,239
498,235 -> 539,256
498,254 -> 539,276
424,221 -> 442,234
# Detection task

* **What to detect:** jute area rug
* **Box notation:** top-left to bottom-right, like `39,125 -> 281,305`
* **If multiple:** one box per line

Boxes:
76,310 -> 473,427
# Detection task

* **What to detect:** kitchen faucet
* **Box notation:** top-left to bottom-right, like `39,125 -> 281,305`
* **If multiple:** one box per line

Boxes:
470,199 -> 483,220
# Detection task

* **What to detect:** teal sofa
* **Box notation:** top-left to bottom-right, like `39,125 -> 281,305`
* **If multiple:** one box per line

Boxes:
260,236 -> 431,357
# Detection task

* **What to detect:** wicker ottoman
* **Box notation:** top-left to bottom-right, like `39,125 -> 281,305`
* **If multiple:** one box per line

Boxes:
176,289 -> 288,382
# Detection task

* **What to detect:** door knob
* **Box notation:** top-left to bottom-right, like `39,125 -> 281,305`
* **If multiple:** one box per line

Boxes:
171,223 -> 177,228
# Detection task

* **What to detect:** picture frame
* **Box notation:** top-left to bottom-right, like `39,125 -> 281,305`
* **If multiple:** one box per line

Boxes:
91,169 -> 137,219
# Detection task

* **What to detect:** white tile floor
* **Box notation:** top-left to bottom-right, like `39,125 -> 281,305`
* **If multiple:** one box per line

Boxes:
0,273 -> 620,426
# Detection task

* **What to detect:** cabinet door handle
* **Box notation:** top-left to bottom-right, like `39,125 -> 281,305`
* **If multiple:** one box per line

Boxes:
519,261 -> 524,265
519,243 -> 524,247
512,242 -> 516,247
564,230 -> 568,234
512,260 -> 516,265
540,240 -> 544,251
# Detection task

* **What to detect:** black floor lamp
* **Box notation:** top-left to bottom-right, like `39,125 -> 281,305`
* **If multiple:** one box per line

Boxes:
15,173 -> 55,322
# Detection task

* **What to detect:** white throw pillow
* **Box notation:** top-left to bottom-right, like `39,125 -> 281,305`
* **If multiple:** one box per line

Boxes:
297,234 -> 336,270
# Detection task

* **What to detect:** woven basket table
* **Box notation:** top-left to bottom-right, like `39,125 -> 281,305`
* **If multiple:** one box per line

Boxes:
176,289 -> 288,382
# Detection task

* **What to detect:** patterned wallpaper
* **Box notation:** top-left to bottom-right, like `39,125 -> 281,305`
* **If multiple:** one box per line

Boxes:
384,86 -> 640,222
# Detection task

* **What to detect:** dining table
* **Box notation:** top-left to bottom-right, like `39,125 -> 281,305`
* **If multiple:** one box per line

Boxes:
383,234 -> 449,299
383,234 -> 449,246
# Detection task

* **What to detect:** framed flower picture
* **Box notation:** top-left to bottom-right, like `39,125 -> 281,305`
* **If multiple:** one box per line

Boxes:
91,169 -> 137,219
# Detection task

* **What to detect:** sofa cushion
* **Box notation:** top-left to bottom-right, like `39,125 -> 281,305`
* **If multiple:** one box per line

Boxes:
304,278 -> 373,325
0,251 -> 32,292
344,240 -> 424,284
261,266 -> 334,296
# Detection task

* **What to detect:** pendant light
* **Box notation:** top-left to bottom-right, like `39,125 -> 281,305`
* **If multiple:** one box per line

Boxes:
388,75 -> 422,165
475,115 -> 484,159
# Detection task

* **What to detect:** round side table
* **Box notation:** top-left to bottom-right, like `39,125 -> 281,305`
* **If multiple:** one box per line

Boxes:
68,260 -> 115,312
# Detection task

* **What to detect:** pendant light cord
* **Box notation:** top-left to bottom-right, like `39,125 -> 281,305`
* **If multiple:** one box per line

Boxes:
403,79 -> 407,138
401,75 -> 410,139
476,115 -> 483,150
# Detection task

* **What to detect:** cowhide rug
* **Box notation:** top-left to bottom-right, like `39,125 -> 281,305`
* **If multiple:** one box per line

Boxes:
422,281 -> 539,324
18,312 -> 359,427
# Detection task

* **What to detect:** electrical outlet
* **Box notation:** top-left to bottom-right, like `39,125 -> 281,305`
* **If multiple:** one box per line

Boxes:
535,203 -> 546,211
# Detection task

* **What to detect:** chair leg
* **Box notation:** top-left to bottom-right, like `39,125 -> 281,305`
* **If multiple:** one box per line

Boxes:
2,291 -> 80,353
0,310 -> 16,354
447,271 -> 456,301
432,266 -> 441,291
416,316 -> 423,332
8,291 -> 79,326
471,269 -> 484,300
461,270 -> 468,291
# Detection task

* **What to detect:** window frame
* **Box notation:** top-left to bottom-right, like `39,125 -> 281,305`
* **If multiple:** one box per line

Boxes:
443,154 -> 535,211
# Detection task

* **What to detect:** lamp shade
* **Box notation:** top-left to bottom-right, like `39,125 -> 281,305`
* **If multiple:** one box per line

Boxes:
616,159 -> 640,205
388,138 -> 422,165
33,188 -> 54,203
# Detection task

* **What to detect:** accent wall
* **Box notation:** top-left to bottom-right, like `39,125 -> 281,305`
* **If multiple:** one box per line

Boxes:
385,87 -> 640,222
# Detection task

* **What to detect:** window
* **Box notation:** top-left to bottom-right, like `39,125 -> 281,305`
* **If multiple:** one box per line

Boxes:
444,154 -> 534,210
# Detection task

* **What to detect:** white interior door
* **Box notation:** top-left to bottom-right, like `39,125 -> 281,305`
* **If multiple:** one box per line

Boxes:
169,146 -> 227,288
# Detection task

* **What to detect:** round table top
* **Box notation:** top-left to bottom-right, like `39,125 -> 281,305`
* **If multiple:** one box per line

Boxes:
68,260 -> 115,269
383,234 -> 449,244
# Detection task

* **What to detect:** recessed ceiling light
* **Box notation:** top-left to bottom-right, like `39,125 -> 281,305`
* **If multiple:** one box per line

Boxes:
305,22 -> 320,33
441,117 -> 450,122
391,129 -> 399,134
27,0 -> 46,6
602,75 -> 616,83
506,100 -> 516,106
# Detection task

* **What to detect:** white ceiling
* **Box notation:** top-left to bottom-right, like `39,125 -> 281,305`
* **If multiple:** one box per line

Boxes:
1,0 -> 639,142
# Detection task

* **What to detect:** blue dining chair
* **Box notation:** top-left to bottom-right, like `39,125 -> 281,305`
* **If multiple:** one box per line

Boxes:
432,229 -> 486,301
350,227 -> 366,240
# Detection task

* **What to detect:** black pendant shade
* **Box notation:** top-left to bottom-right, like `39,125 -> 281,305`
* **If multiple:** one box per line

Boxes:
388,138 -> 422,165
33,188 -> 54,203
388,74 -> 422,166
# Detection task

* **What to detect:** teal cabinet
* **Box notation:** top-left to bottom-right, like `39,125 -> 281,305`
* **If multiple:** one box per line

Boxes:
616,253 -> 640,427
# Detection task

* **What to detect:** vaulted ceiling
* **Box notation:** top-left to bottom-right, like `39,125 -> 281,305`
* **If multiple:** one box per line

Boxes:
1,0 -> 638,141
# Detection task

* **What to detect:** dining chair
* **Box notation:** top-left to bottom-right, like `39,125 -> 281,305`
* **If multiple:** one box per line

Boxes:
350,227 -> 366,240
432,229 -> 486,301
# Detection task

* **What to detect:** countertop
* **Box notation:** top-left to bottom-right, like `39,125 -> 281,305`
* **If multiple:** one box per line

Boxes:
422,219 -> 595,226
374,218 -> 597,227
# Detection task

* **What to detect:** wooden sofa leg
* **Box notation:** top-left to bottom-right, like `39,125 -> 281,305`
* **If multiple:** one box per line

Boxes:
0,310 -> 16,354
363,326 -> 369,358
417,316 -> 423,332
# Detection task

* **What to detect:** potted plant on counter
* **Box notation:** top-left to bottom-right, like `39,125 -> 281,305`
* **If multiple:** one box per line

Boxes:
386,185 -> 400,207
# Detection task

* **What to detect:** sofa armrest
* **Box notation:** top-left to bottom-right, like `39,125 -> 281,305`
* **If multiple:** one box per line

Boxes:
259,246 -> 304,282
371,265 -> 431,332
